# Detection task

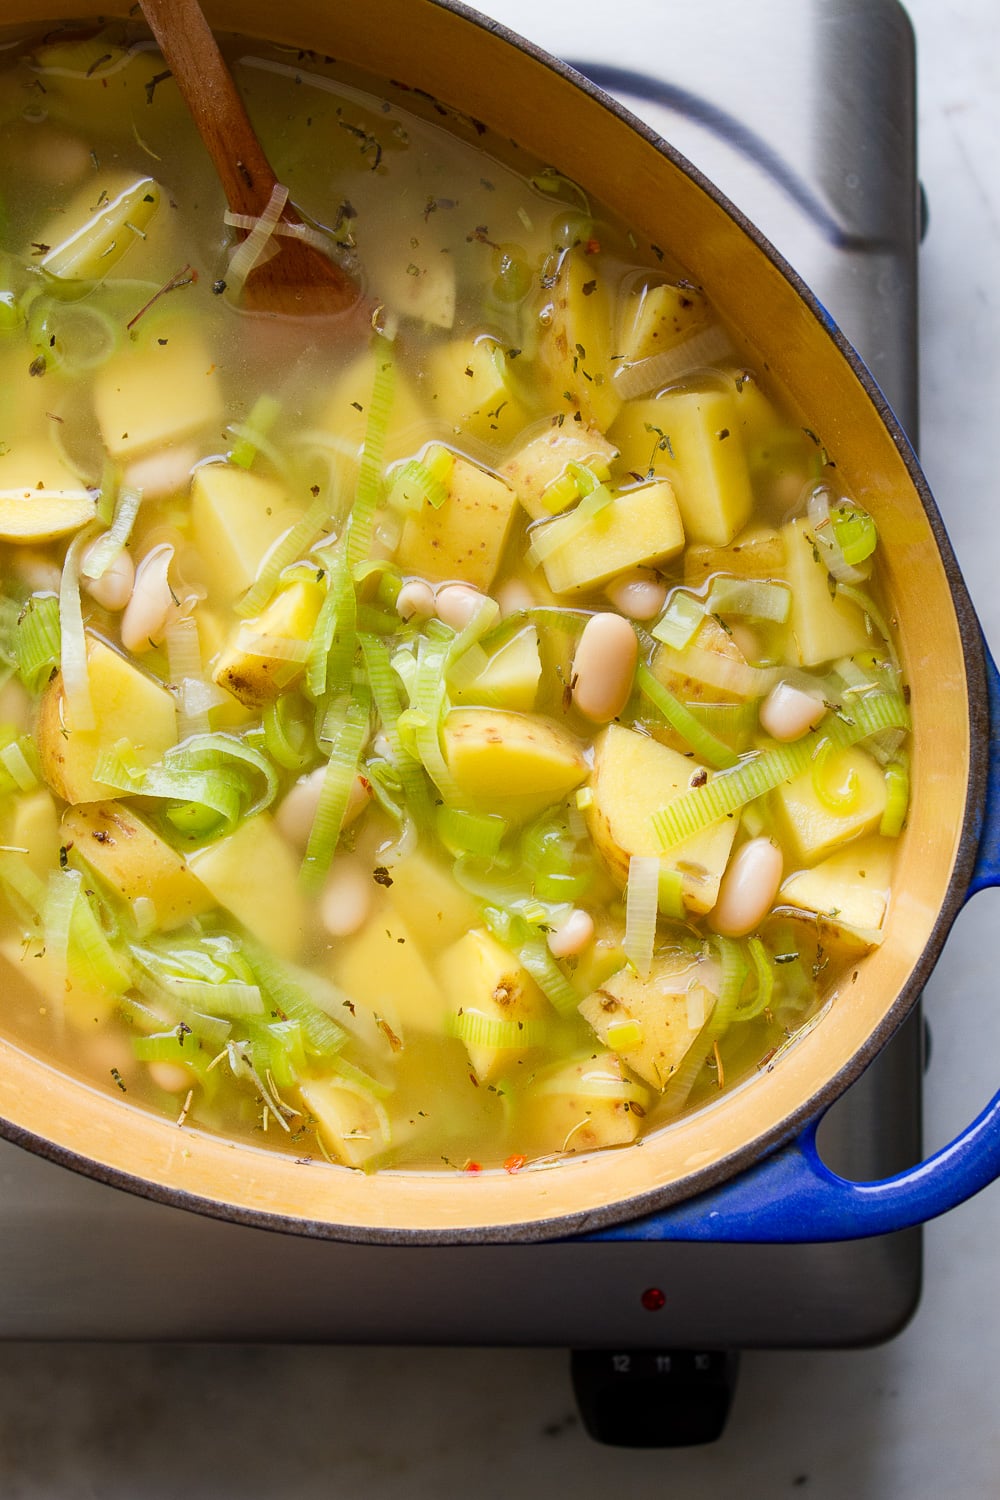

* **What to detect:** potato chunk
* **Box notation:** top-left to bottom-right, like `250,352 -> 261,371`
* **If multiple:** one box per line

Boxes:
780,835 -> 893,947
619,281 -> 711,365
774,747 -> 887,862
37,638 -> 178,804
535,481 -> 685,594
523,1052 -> 649,1155
437,927 -> 548,1081
395,455 -> 519,591
782,516 -> 872,666
450,625 -> 542,712
579,951 -> 715,1090
212,577 -> 324,708
188,813 -> 306,959
501,424 -> 618,520
611,388 -> 753,545
0,442 -> 96,543
422,335 -> 529,445
93,330 -> 224,460
191,464 -> 304,606
539,246 -> 621,431
442,708 -> 587,819
61,801 -> 214,932
331,906 -> 445,1037
588,724 -> 737,913
299,1078 -> 390,1170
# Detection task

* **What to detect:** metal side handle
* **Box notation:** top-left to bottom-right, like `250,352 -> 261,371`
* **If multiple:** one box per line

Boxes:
592,637 -> 1000,1244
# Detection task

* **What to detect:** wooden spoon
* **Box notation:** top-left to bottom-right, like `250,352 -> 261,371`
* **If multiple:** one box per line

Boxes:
140,0 -> 363,319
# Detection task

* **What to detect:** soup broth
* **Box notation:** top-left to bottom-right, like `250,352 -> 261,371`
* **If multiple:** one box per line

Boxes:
0,22 -> 910,1172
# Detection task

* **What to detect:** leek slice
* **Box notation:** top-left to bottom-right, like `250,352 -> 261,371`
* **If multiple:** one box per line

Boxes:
346,334 -> 395,568
706,576 -> 791,623
651,591 -> 705,651
624,854 -> 659,979
636,663 -> 739,771
13,594 -> 60,695
81,484 -> 142,581
437,806 -> 508,857
359,632 -> 433,832
661,935 -> 748,1117
446,1009 -> 549,1049
880,757 -> 910,838
59,525 -> 101,731
651,691 -> 910,850
301,686 -> 371,893
228,393 -> 282,470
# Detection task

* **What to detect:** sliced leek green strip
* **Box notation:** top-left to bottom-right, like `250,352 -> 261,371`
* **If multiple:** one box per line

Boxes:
636,663 -> 739,771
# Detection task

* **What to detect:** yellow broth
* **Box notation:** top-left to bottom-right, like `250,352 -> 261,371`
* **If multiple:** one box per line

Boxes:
0,22 -> 909,1172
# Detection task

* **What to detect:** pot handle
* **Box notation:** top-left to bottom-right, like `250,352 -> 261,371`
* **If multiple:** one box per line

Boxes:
590,639 -> 1000,1244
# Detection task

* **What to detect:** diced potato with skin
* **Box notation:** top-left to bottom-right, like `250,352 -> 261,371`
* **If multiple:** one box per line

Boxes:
579,950 -> 716,1090
2,788 -> 60,881
0,442 -> 96,543
437,927 -> 548,1082
212,578 -> 324,709
524,1051 -> 649,1155
40,176 -> 160,284
780,835 -> 893,947
539,245 -> 621,432
684,525 -> 786,588
653,616 -> 770,706
61,801 -> 214,932
619,281 -> 711,365
588,724 -> 738,913
299,1077 -> 390,1170
451,625 -> 542,712
774,747 -> 888,863
93,332 -> 224,461
191,464 -> 305,606
422,335 -> 529,445
536,480 -> 685,595
377,847 -> 482,956
378,241 -> 456,329
396,456 -> 519,591
188,813 -> 306,960
501,423 -> 619,520
330,906 -> 446,1036
782,517 -> 872,666
442,708 -> 588,820
611,388 -> 753,546
36,637 -> 178,804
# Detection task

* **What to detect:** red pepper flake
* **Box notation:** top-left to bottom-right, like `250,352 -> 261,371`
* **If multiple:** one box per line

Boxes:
504,1153 -> 527,1174
585,237 -> 601,255
464,1160 -> 483,1173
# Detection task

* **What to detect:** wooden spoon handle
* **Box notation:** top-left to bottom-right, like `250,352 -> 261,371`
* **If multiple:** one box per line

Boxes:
140,0 -> 279,218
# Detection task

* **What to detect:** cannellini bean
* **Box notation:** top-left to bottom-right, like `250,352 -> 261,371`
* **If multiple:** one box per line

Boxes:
435,582 -> 485,630
124,444 -> 197,500
571,612 -> 638,722
12,547 -> 61,595
120,544 -> 176,653
148,1060 -> 193,1095
0,677 -> 31,733
276,767 -> 371,850
710,837 -> 784,938
604,569 -> 667,621
82,542 -> 135,612
496,578 -> 536,618
319,856 -> 373,938
759,680 -> 827,741
396,579 -> 436,621
547,907 -> 595,958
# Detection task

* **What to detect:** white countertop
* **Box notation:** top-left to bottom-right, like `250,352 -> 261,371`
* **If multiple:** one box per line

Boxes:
3,1 -> 1000,1494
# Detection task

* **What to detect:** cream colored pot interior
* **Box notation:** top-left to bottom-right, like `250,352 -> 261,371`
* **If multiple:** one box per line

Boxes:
0,0 -> 980,1240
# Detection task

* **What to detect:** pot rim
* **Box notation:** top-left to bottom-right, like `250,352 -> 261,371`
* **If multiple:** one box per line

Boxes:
0,0 -> 989,1244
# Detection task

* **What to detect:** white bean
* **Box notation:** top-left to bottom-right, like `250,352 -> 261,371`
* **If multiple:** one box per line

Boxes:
148,1060 -> 192,1095
710,837 -> 784,938
125,444 -> 197,500
120,544 -> 176,654
319,856 -> 373,939
547,908 -> 595,959
571,612 -> 638,722
82,542 -> 135,612
435,582 -> 484,630
276,767 -> 371,850
759,680 -> 827,742
496,578 -> 536,618
396,579 -> 436,621
604,569 -> 667,621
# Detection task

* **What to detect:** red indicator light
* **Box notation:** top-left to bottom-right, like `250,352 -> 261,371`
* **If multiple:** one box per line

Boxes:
641,1286 -> 666,1312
